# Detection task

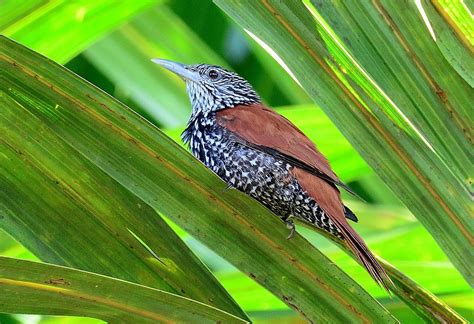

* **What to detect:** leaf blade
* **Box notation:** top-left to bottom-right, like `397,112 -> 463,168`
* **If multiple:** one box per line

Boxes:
0,45 -> 248,320
0,257 -> 247,323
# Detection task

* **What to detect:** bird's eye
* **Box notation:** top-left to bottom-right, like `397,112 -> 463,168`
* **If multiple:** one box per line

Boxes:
208,69 -> 220,79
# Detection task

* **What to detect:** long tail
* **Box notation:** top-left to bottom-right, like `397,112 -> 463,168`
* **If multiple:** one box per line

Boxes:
332,217 -> 393,292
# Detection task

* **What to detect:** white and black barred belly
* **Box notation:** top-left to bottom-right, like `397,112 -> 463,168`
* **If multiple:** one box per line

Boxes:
183,115 -> 341,236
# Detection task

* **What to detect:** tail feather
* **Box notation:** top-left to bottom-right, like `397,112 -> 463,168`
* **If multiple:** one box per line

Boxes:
333,217 -> 393,292
344,205 -> 358,222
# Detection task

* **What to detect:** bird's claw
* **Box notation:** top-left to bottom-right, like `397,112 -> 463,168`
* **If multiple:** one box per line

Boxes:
221,184 -> 234,193
285,219 -> 296,240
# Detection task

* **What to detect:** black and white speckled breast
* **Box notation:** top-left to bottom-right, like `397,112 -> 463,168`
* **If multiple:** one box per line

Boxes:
182,113 -> 341,236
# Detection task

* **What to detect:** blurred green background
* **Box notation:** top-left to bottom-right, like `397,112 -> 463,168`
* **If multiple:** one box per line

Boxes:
0,0 -> 472,323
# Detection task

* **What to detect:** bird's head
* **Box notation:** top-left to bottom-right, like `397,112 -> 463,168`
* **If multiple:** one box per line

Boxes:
152,59 -> 260,116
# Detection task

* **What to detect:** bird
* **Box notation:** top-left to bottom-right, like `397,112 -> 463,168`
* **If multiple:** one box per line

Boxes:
153,58 -> 392,290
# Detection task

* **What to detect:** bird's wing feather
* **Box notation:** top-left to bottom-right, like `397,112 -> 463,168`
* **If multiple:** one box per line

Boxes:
216,103 -> 346,223
216,104 -> 359,194
216,104 -> 392,289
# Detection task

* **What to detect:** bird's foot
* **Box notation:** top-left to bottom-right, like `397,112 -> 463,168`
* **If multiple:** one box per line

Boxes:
285,219 -> 296,240
221,184 -> 234,193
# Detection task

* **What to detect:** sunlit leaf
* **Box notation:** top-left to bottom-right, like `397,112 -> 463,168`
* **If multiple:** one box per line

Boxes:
0,257 -> 247,323
431,0 -> 474,86
0,0 -> 155,63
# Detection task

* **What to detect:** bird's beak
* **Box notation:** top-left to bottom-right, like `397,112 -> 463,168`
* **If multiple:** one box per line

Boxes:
151,58 -> 200,82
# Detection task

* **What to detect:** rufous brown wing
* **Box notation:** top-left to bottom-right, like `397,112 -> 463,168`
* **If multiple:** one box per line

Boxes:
216,104 -> 392,290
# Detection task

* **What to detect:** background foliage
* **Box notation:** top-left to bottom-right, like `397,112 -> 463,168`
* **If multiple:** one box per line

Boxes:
0,0 -> 472,323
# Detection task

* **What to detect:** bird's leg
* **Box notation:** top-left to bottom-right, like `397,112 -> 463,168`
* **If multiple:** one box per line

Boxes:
286,220 -> 296,240
282,215 -> 296,240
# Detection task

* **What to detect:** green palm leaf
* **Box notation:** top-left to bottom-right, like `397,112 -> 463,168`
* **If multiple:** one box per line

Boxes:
0,257 -> 247,323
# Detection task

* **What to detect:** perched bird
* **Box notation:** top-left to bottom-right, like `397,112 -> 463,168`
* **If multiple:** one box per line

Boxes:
153,59 -> 391,289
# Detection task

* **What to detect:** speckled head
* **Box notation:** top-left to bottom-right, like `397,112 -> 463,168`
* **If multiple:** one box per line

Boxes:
152,59 -> 260,115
